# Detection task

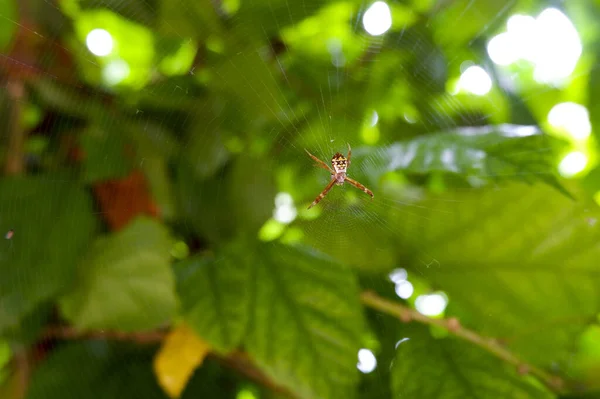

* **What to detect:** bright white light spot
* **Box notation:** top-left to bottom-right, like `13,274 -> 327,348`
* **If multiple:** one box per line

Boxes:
415,293 -> 448,316
388,268 -> 407,283
458,65 -> 492,96
275,192 -> 293,208
362,1 -> 392,36
507,14 -> 537,35
357,349 -> 377,373
274,192 -> 297,224
274,206 -> 297,224
558,151 -> 587,177
488,11 -> 581,84
369,110 -> 379,127
86,29 -> 113,56
533,8 -> 582,83
487,33 -> 519,66
102,59 -> 129,85
395,280 -> 414,299
548,102 -> 591,140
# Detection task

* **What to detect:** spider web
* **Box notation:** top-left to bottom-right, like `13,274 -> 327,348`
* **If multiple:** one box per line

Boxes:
0,0 -> 586,396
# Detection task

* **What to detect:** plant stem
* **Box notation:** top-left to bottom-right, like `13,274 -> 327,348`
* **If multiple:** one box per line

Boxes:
42,326 -> 297,398
359,290 -> 565,394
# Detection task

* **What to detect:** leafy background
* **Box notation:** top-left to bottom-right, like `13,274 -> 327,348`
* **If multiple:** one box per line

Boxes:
1,0 -> 600,398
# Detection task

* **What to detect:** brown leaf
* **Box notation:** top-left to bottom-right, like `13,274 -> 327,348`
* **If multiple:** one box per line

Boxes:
93,170 -> 159,231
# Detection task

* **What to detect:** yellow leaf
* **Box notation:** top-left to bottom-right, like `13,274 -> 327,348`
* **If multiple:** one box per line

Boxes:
153,324 -> 211,398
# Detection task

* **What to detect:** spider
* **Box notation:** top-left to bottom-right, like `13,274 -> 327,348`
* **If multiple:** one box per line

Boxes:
305,144 -> 374,209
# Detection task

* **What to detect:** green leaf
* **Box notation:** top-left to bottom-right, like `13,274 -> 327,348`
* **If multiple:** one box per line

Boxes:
80,0 -> 158,27
25,341 -> 167,399
0,176 -> 96,333
0,340 -> 10,385
393,182 -> 600,368
391,325 -> 553,399
80,124 -> 133,183
366,124 -> 571,198
245,243 -> 365,399
0,0 -> 16,52
209,49 -> 285,120
183,125 -> 229,180
175,160 -> 235,243
31,79 -> 102,119
588,40 -> 600,146
228,155 -> 277,233
234,0 -> 327,38
59,217 -> 177,331
174,243 -> 251,353
429,0 -> 516,47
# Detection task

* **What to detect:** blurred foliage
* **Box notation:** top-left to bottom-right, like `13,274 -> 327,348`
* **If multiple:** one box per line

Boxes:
0,0 -> 600,398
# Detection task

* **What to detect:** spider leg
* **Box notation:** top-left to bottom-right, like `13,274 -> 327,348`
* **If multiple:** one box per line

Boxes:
345,176 -> 374,199
308,178 -> 337,209
305,149 -> 334,173
347,143 -> 352,166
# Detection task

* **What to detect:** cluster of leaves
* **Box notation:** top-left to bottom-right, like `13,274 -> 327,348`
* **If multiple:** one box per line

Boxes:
1,0 -> 600,398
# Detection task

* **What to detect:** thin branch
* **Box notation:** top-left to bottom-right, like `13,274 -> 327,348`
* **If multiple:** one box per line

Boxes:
43,326 -> 166,344
359,290 -> 566,394
42,326 -> 297,398
41,291 -> 568,397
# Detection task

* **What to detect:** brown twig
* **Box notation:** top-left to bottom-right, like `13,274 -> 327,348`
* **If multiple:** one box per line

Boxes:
43,326 -> 166,344
42,326 -> 297,398
359,290 -> 566,394
41,291 -> 568,397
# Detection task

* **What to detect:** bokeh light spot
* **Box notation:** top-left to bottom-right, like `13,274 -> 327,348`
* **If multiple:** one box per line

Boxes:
458,65 -> 492,95
102,59 -> 130,86
388,267 -> 407,283
487,9 -> 581,85
558,151 -> 588,177
274,192 -> 297,224
487,33 -> 518,66
415,293 -> 448,316
395,280 -> 414,299
363,1 -> 392,36
547,102 -> 591,140
86,28 -> 113,56
533,8 -> 581,83
357,349 -> 377,373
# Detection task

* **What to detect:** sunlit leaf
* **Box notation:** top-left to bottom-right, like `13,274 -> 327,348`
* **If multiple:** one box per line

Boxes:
365,124 -> 571,198
391,325 -> 553,398
174,245 -> 251,353
393,182 -> 600,368
80,0 -> 158,27
59,217 -> 177,331
245,243 -> 365,399
429,0 -> 516,46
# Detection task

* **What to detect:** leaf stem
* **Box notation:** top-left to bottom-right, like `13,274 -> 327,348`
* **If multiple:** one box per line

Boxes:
359,290 -> 565,394
42,326 -> 297,398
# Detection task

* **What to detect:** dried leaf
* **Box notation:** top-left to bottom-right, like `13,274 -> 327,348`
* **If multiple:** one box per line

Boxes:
153,324 -> 212,398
